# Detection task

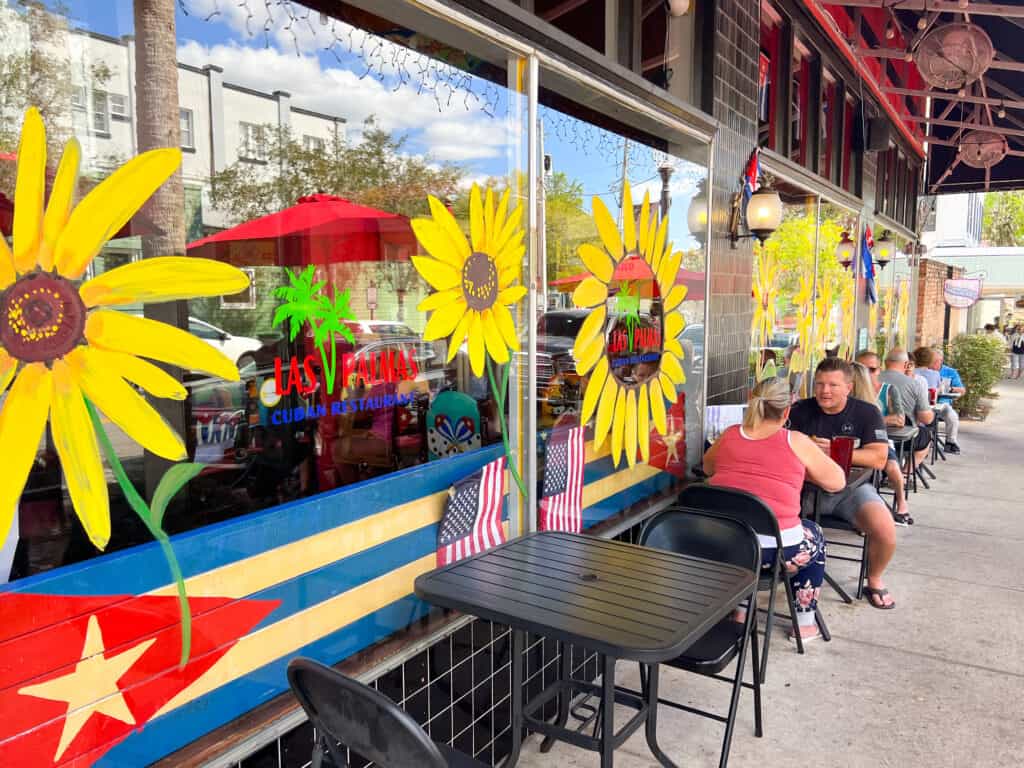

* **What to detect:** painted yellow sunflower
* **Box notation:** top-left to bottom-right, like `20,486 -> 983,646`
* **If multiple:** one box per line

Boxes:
0,108 -> 250,550
570,181 -> 688,469
411,184 -> 525,378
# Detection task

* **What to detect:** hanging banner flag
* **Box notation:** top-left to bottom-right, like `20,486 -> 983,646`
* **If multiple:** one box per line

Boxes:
944,278 -> 983,308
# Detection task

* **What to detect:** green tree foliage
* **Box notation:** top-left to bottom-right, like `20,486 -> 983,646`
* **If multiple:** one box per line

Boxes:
947,333 -> 1006,416
982,191 -> 1024,247
209,118 -> 465,223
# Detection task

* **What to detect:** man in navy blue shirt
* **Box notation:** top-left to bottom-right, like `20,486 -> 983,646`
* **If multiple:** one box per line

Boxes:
788,358 -> 897,609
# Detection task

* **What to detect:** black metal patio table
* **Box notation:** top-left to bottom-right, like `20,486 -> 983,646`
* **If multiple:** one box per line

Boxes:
413,530 -> 756,768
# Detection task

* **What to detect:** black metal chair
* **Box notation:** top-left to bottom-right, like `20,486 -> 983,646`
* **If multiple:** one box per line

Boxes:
629,506 -> 763,768
287,657 -> 486,768
678,484 -> 828,683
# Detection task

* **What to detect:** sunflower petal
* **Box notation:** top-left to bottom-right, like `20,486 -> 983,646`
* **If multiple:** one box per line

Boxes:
638,384 -> 651,463
637,191 -> 651,259
592,196 -> 623,262
493,188 -> 510,246
484,186 -> 496,250
469,184 -> 485,252
0,349 -> 16,394
650,217 -> 668,273
468,313 -> 486,377
645,210 -> 658,264
492,204 -> 523,256
85,309 -> 239,381
447,311 -> 473,363
664,285 -> 688,312
88,348 -> 187,400
497,285 -> 527,306
0,364 -> 51,541
68,348 -> 185,461
593,373 -> 619,451
50,360 -> 110,549
572,277 -> 608,309
572,306 -> 607,359
423,298 -> 467,341
55,148 -> 181,279
574,332 -> 604,376
417,288 -> 461,312
659,371 -> 678,402
481,309 -> 509,365
662,352 -> 686,386
610,387 -> 626,467
40,138 -> 81,271
427,195 -> 471,263
581,357 -> 608,426
496,242 -> 525,278
411,219 -> 466,269
412,255 -> 460,291
79,257 -> 250,308
624,389 -> 638,469
13,108 -> 46,272
0,236 -> 15,290
664,338 -> 685,360
649,377 -> 667,434
578,243 -> 614,283
665,312 -> 684,341
658,250 -> 683,294
492,302 -> 519,351
621,181 -> 636,253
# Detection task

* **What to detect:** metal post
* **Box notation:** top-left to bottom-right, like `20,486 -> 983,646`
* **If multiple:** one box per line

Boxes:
525,53 -> 540,532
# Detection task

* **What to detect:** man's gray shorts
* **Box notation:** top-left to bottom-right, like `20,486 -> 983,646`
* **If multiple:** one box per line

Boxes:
802,483 -> 884,525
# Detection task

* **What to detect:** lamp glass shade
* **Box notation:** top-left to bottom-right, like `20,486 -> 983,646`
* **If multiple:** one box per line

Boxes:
746,186 -> 782,240
687,193 -> 708,237
836,231 -> 855,269
875,231 -> 893,267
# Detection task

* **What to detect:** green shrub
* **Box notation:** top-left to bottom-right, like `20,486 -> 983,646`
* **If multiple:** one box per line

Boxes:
947,333 -> 1006,416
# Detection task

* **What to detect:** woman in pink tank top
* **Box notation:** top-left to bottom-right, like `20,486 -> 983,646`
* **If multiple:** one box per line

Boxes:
704,378 -> 845,640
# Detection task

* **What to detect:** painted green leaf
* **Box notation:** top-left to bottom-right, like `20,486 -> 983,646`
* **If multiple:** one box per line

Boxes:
150,463 -> 205,530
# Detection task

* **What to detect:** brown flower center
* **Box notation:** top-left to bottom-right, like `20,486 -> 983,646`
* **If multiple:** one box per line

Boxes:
0,272 -> 86,362
462,252 -> 498,311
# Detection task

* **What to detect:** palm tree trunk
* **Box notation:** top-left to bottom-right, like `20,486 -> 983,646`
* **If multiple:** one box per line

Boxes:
133,0 -> 187,497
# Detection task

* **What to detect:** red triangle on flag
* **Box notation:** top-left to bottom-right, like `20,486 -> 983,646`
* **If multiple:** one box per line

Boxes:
0,592 -> 278,767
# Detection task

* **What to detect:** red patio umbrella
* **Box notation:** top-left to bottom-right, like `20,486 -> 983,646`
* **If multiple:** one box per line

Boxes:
549,256 -> 706,301
187,193 -> 417,266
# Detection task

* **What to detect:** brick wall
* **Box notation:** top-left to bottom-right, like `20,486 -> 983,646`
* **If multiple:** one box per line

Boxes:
705,0 -> 759,405
915,258 -> 965,347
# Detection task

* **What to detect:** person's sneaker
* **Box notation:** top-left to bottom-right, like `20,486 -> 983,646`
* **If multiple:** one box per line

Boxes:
945,442 -> 961,455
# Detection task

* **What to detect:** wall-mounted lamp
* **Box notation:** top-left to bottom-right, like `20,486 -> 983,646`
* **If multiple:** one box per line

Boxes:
687,180 -> 709,247
836,231 -> 856,269
874,230 -> 893,269
729,185 -> 782,248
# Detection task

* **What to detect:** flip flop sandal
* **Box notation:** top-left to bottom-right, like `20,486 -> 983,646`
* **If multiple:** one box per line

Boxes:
863,587 -> 896,610
787,630 -> 823,644
892,511 -> 914,527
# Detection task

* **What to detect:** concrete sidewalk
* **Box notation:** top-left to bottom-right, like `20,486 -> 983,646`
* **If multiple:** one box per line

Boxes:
516,380 -> 1024,768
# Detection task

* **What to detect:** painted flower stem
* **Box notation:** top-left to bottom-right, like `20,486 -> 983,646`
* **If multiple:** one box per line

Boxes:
486,358 -> 528,498
85,400 -> 192,668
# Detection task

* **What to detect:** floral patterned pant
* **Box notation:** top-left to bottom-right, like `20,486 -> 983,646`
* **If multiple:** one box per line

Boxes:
762,520 -> 826,626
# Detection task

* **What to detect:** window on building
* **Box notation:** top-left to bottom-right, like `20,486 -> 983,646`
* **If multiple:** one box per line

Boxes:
820,69 -> 839,183
109,93 -> 129,119
91,89 -> 110,134
71,84 -> 86,111
842,94 -> 861,194
179,108 -> 194,149
302,134 -> 325,152
789,37 -> 816,167
758,1 -> 787,152
239,121 -> 267,161
220,268 -> 257,309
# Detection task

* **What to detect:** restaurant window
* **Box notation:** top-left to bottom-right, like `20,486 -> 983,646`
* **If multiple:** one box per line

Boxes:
91,88 -> 110,134
0,1 -> 527,580
179,107 -> 194,150
819,69 -> 839,184
533,0 -> 605,54
789,37 -> 815,167
539,62 -> 710,501
109,93 -> 129,119
758,0 -> 786,152
842,94 -> 861,194
239,121 -> 267,162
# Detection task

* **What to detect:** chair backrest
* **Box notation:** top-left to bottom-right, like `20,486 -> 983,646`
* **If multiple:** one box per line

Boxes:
287,657 -> 447,768
640,506 -> 760,573
678,484 -> 782,547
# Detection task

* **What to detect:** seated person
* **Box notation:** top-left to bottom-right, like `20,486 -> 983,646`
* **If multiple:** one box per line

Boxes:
854,352 -> 911,525
935,349 -> 965,402
880,349 -> 933,468
924,347 -> 963,454
703,378 -> 845,640
787,358 -> 896,610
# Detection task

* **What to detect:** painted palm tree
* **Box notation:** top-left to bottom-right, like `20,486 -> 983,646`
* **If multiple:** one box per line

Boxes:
273,265 -> 356,393
615,282 -> 641,352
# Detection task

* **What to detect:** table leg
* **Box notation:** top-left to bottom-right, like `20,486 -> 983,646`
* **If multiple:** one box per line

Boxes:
540,641 -> 570,753
600,654 -> 616,768
502,628 -> 524,768
643,663 -> 680,768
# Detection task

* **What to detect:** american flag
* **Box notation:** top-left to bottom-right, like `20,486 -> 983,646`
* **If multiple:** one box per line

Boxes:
861,225 -> 877,304
538,425 -> 585,533
436,456 -> 506,567
742,147 -> 761,206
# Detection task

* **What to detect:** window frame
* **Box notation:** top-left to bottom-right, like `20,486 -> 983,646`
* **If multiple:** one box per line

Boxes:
109,93 -> 129,119
179,107 -> 195,150
302,134 -> 325,153
219,267 -> 257,310
239,121 -> 268,162
91,89 -> 110,135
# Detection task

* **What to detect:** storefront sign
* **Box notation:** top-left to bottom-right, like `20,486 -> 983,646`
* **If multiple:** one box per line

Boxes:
943,278 -> 983,308
272,348 -> 419,396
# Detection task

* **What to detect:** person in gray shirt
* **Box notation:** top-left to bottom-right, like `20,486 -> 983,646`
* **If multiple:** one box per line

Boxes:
879,349 -> 933,467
